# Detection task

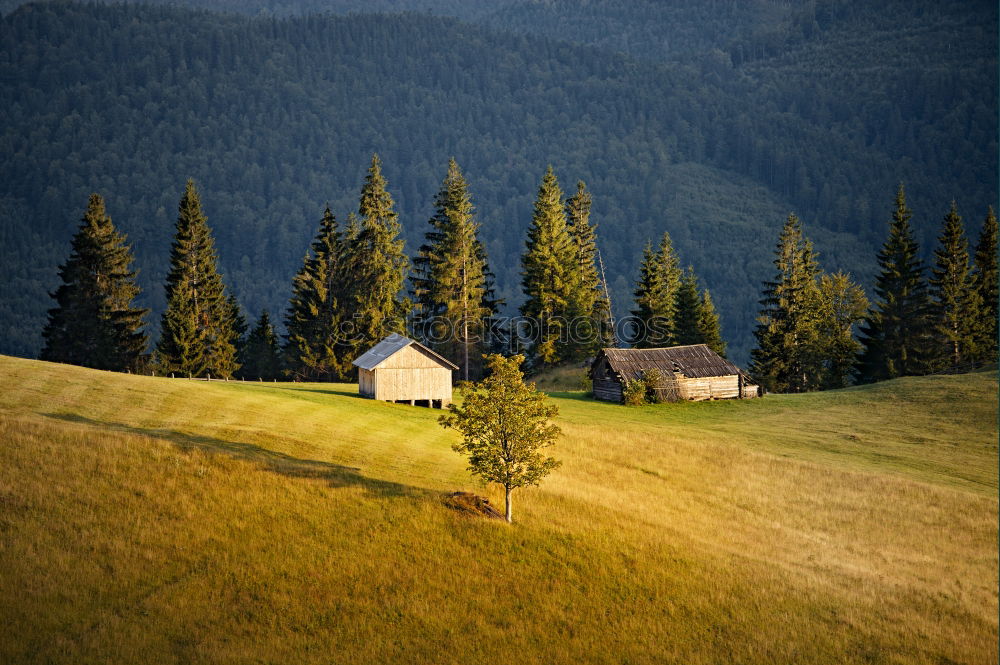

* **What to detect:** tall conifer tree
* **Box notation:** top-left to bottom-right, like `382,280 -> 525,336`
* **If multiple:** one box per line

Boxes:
856,185 -> 933,382
972,207 -> 998,364
673,267 -> 703,346
813,271 -> 868,389
928,202 -> 980,370
345,155 -> 409,354
41,193 -> 147,370
284,207 -> 349,380
630,232 -> 681,348
697,288 -> 726,357
750,213 -> 822,392
520,166 -> 576,366
241,310 -> 282,381
411,159 -> 498,380
156,180 -> 238,378
565,181 -> 612,358
226,292 -> 247,367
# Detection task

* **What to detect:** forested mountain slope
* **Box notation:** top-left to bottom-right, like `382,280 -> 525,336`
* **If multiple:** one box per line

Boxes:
0,1 -> 995,363
0,0 -> 513,18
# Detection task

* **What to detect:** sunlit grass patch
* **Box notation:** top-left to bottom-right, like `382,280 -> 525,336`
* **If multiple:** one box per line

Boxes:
0,355 -> 995,664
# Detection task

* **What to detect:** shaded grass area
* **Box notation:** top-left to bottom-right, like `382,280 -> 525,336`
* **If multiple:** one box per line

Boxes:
0,355 -> 996,664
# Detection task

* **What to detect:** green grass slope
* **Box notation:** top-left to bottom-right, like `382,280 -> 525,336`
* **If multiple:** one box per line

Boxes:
0,355 -> 996,664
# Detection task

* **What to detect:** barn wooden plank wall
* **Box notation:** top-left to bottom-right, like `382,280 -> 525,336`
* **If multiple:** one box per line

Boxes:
373,367 -> 452,402
377,345 -> 444,369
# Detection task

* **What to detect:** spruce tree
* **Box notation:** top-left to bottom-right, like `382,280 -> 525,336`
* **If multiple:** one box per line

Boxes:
41,193 -> 147,370
411,158 -> 498,380
564,181 -> 612,358
972,207 -> 998,364
520,166 -> 576,366
630,232 -> 681,348
241,310 -> 282,380
697,288 -> 726,357
928,202 -> 980,370
663,264 -> 728,356
156,180 -> 238,378
750,213 -> 822,392
226,292 -> 247,368
673,267 -> 703,346
284,207 -> 349,380
346,155 -> 409,355
814,271 -> 868,389
856,185 -> 933,382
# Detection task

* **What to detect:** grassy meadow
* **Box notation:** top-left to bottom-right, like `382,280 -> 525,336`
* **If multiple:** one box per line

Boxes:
0,354 -> 996,664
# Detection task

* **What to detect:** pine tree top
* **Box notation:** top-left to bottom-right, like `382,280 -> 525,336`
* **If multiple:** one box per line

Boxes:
975,206 -> 998,272
531,166 -> 565,227
877,184 -> 924,282
359,153 -> 398,228
931,201 -> 969,278
521,166 -> 574,297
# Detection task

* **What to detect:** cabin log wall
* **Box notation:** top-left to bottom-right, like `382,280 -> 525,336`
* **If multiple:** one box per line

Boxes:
593,378 -> 623,403
676,374 -> 740,401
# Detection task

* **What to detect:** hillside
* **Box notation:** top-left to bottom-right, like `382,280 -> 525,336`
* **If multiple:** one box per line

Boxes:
0,355 -> 996,663
0,1 -> 995,364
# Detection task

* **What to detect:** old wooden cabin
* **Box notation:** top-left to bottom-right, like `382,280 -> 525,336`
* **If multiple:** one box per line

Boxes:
352,333 -> 458,408
590,345 -> 760,403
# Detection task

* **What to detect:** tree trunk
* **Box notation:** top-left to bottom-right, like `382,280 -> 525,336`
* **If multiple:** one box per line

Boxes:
504,485 -> 512,523
463,315 -> 469,382
462,240 -> 469,382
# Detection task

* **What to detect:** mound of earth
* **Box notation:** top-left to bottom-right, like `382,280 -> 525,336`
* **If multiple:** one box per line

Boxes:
443,491 -> 504,520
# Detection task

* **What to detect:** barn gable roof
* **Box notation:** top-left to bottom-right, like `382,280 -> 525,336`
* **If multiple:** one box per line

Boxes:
594,344 -> 748,382
352,333 -> 459,371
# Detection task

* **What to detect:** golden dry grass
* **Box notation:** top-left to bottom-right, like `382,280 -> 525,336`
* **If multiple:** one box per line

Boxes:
0,355 -> 996,664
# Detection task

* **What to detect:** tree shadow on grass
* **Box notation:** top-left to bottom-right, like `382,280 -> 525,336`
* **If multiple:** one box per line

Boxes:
222,381 -> 366,402
42,412 -> 425,500
545,391 -> 597,402
280,386 -> 366,400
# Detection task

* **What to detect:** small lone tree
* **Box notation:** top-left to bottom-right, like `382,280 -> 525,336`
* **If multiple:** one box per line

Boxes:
440,354 -> 561,523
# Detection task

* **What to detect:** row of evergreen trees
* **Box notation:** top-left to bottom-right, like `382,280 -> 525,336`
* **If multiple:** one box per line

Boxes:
749,185 -> 997,393
38,156 -> 638,380
282,155 -> 411,381
631,232 -> 726,356
857,187 -> 998,380
42,162 -> 990,391
283,160 -> 625,379
40,181 -> 260,379
519,167 -> 613,367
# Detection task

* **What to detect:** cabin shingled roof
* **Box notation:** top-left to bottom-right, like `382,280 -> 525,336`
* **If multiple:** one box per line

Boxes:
595,344 -> 751,382
352,332 -> 459,371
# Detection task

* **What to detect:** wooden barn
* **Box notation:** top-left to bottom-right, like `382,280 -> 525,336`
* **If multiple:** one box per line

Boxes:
352,333 -> 458,408
590,344 -> 760,403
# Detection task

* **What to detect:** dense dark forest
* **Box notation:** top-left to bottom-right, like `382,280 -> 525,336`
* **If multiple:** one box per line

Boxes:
0,0 -> 995,364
